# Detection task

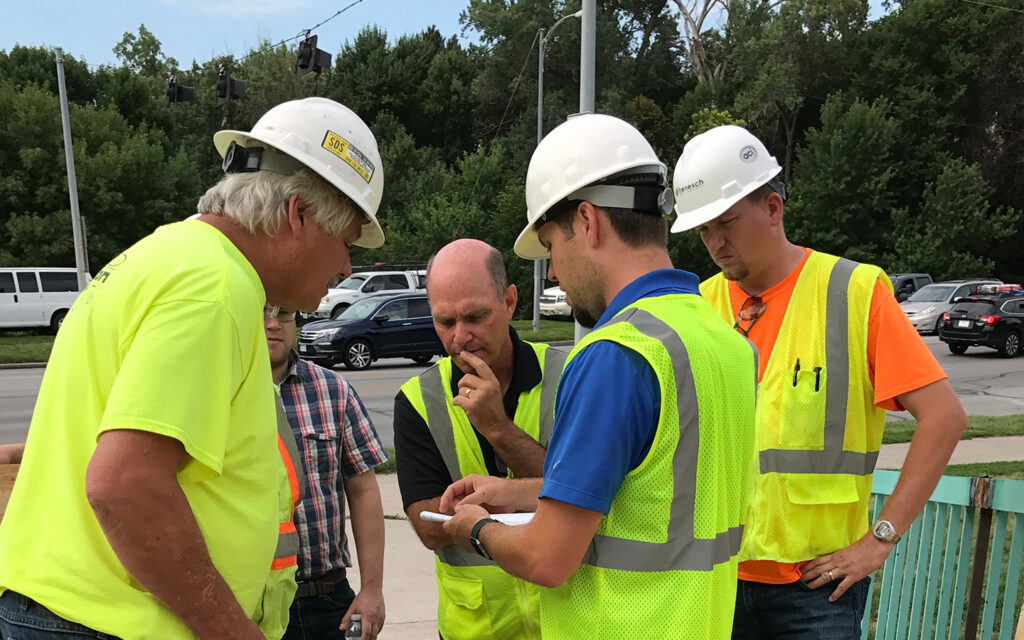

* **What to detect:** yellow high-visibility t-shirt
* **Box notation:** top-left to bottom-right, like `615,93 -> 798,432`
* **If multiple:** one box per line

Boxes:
0,220 -> 289,639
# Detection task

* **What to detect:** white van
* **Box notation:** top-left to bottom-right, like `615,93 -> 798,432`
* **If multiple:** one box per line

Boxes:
0,268 -> 91,331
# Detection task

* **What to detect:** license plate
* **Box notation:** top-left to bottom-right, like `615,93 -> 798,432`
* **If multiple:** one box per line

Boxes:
957,320 -> 972,328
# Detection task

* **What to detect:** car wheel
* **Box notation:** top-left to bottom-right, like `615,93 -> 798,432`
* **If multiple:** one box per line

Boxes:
410,355 -> 432,364
50,309 -> 67,333
998,330 -> 1021,358
948,343 -> 968,355
343,339 -> 373,370
331,303 -> 350,319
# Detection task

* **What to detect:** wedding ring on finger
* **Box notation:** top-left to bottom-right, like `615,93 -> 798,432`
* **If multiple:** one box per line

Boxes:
827,569 -> 834,582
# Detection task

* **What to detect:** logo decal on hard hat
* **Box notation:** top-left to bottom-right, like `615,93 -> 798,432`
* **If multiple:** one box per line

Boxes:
321,131 -> 375,184
675,178 -> 704,196
740,145 -> 757,163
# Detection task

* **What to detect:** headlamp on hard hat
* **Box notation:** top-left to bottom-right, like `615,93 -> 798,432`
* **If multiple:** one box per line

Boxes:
221,141 -> 306,176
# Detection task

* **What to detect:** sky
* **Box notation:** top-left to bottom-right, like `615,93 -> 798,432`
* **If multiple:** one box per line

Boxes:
0,0 -> 473,69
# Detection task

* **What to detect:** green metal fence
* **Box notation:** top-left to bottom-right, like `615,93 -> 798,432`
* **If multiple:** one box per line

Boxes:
864,470 -> 1024,640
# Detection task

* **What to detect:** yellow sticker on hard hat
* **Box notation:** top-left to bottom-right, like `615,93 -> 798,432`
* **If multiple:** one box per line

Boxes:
321,131 -> 375,184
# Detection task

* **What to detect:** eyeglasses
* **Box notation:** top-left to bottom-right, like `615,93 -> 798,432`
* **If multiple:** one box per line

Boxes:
264,305 -> 297,322
734,295 -> 766,336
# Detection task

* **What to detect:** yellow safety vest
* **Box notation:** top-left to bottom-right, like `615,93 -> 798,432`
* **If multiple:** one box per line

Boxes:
253,395 -> 307,639
541,294 -> 757,639
701,251 -> 892,562
400,342 -> 564,640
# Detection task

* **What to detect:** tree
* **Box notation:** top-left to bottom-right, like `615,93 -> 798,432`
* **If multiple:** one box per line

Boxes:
785,93 -> 898,262
888,158 -> 1020,281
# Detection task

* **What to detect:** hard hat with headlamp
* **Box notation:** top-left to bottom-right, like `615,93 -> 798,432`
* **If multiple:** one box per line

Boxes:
213,97 -> 385,248
514,113 -> 671,260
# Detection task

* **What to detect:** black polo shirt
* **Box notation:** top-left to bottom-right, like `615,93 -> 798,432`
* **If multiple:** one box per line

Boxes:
394,327 -> 543,511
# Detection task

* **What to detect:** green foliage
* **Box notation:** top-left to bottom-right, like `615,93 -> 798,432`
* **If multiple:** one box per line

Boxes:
0,0 -> 1021,311
883,414 -> 1024,445
888,158 -> 1020,280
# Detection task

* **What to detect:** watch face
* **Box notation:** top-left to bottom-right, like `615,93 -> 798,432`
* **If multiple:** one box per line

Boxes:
874,521 -> 894,538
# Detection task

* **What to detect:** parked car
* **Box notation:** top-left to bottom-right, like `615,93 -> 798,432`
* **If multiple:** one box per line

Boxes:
889,273 -> 932,302
298,292 -> 443,370
899,278 -> 1002,334
306,270 -> 426,320
539,285 -> 572,319
0,267 -> 91,331
938,289 -> 1024,358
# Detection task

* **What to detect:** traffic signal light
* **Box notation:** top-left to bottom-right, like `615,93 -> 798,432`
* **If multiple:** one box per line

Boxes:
216,65 -> 247,105
166,75 -> 195,105
296,33 -> 331,76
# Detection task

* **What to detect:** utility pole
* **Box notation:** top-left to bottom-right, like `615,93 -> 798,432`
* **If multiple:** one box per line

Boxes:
55,48 -> 89,291
575,0 -> 597,342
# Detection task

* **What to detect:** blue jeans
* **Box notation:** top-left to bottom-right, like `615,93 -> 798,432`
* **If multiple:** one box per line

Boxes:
0,591 -> 119,639
282,578 -> 356,640
732,576 -> 871,640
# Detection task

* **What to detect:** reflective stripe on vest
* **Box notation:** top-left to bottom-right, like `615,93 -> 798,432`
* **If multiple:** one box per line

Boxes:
419,346 -> 566,485
757,257 -> 878,476
580,308 -> 743,573
273,395 -> 306,570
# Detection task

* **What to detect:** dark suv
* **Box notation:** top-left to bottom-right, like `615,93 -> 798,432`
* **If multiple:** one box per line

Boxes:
938,292 -> 1024,358
297,292 -> 444,370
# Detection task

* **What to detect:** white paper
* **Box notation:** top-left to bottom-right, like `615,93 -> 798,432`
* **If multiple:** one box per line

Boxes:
419,511 -> 535,526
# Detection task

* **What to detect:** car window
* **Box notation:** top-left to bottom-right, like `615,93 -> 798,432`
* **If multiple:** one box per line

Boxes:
339,298 -> 379,320
915,277 -> 930,288
1001,299 -> 1024,314
377,299 -> 410,320
953,285 -> 972,300
40,272 -> 79,292
950,300 -> 998,316
907,284 -> 955,303
338,274 -> 367,290
363,276 -> 389,293
0,273 -> 15,293
415,274 -> 426,288
385,274 -> 408,290
408,298 -> 432,318
16,272 -> 39,293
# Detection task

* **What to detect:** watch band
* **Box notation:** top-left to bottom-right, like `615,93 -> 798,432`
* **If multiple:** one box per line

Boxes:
470,517 -> 499,559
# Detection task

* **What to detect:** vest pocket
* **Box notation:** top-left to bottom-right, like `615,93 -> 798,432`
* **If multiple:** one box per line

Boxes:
778,366 -> 827,449
784,473 -> 859,505
438,571 -> 496,639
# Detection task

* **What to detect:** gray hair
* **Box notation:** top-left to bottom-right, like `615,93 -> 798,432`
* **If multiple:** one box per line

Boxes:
196,169 -> 361,236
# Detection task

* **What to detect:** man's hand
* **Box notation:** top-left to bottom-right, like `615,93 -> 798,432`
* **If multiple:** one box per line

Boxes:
340,588 -> 385,640
452,351 -> 512,439
0,443 -> 25,465
800,533 -> 893,601
442,503 -> 492,552
439,474 -> 541,514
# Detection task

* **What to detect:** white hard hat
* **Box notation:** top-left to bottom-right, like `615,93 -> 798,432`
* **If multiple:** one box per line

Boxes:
514,113 -> 668,259
670,125 -> 782,233
213,97 -> 385,248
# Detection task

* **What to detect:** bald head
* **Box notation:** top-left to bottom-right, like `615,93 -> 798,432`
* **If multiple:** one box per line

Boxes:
427,239 -> 507,300
426,239 -> 517,375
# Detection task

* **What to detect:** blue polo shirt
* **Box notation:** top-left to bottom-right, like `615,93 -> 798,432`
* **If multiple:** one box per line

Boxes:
538,268 -> 701,514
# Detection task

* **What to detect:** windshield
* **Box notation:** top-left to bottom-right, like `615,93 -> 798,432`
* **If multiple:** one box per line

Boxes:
907,284 -> 955,303
337,275 -> 367,290
338,298 -> 379,321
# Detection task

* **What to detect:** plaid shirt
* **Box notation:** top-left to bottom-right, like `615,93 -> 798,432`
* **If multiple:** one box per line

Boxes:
278,352 -> 387,580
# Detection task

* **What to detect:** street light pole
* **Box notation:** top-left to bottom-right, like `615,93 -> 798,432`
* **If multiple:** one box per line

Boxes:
533,11 -> 582,333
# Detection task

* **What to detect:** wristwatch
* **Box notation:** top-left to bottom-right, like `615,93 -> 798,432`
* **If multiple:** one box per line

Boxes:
470,517 -> 499,560
872,519 -> 901,544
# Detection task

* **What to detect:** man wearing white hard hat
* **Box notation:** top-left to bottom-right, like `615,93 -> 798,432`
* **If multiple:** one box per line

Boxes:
672,125 -> 965,639
438,113 -> 758,639
0,97 -> 385,640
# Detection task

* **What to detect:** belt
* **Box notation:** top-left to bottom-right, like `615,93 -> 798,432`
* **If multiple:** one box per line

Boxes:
295,568 -> 347,598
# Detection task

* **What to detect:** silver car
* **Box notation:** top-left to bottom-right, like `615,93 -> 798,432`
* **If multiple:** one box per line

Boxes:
900,279 -> 1002,334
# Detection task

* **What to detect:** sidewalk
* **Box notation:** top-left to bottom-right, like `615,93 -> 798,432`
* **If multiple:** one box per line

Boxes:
359,435 -> 1024,638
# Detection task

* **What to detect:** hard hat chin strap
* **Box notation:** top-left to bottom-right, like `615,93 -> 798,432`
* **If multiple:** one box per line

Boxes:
568,184 -> 674,217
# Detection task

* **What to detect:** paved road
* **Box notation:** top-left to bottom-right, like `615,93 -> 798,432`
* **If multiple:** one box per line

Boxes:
2,336 -> 1023,446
